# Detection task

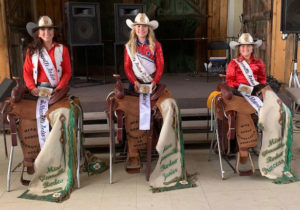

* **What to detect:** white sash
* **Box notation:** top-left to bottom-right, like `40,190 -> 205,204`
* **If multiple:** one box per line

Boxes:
234,59 -> 259,86
32,44 -> 63,86
125,44 -> 154,83
243,95 -> 263,112
234,59 -> 263,112
39,48 -> 59,87
36,97 -> 50,149
139,84 -> 152,130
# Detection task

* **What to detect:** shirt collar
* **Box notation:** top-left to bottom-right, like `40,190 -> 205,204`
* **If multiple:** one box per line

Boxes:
136,39 -> 149,46
53,42 -> 59,47
46,42 -> 59,51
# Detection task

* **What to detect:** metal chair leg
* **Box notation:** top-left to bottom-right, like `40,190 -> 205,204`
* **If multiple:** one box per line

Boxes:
109,98 -> 115,184
208,132 -> 215,161
77,104 -> 82,189
72,101 -> 83,189
208,96 -> 216,161
215,128 -> 225,180
146,128 -> 153,181
7,146 -> 14,192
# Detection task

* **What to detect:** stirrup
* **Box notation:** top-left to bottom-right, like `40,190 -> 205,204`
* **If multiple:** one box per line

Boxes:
125,156 -> 142,174
235,152 -> 255,176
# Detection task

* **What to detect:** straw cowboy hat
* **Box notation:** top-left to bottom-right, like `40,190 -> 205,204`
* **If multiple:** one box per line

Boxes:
26,16 -> 57,37
229,33 -> 262,49
126,13 -> 159,30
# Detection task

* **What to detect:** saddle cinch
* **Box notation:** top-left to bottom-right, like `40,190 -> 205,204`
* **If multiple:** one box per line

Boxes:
106,74 -> 167,177
215,82 -> 265,176
0,77 -> 70,185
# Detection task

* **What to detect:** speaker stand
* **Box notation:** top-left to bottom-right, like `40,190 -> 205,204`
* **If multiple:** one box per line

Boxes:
70,44 -> 106,88
114,41 -> 126,75
288,34 -> 300,88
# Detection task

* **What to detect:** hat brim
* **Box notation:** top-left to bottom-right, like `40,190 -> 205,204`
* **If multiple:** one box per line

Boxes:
230,40 -> 262,50
126,19 -> 159,30
26,22 -> 57,37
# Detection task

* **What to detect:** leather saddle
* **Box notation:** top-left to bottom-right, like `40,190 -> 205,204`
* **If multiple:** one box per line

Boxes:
215,82 -> 265,176
0,78 -> 70,185
107,74 -> 165,143
106,75 -> 165,173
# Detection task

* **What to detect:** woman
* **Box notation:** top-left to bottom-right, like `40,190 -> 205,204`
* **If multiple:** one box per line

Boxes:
24,16 -> 72,96
124,13 -> 164,92
226,33 -> 266,89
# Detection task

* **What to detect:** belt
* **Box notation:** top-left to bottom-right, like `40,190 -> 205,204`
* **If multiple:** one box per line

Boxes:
37,82 -> 52,88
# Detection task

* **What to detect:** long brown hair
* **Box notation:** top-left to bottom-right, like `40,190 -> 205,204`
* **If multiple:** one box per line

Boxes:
126,25 -> 156,56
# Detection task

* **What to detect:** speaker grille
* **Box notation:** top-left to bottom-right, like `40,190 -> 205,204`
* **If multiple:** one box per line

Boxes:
114,4 -> 146,43
281,0 -> 300,33
65,2 -> 102,46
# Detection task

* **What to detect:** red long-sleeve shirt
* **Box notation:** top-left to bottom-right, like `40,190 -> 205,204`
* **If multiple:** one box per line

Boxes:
226,55 -> 266,88
23,42 -> 72,90
124,40 -> 164,84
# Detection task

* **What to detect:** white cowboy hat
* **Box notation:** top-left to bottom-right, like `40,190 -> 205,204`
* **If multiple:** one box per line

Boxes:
229,33 -> 262,49
126,13 -> 159,30
26,16 -> 57,37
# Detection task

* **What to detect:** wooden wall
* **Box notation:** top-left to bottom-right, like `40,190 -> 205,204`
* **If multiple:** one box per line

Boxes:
4,0 -> 34,79
207,0 -> 228,57
34,0 -> 68,42
0,0 -> 10,82
270,0 -> 300,85
242,0 -> 272,76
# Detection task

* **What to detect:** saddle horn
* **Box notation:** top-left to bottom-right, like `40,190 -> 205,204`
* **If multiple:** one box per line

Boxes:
11,76 -> 26,103
113,74 -> 124,99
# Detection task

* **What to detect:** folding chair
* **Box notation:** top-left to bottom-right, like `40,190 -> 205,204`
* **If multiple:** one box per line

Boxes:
205,41 -> 231,82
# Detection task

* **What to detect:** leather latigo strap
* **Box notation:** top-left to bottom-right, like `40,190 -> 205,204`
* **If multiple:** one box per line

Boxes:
8,114 -> 18,146
116,110 -> 124,143
226,111 -> 236,141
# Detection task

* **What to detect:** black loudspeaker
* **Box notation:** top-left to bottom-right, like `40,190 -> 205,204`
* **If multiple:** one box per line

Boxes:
281,0 -> 300,34
0,78 -> 16,102
114,4 -> 146,43
65,2 -> 102,46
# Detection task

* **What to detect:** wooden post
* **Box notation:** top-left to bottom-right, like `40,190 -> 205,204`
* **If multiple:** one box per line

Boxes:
0,0 -> 10,83
271,0 -> 300,85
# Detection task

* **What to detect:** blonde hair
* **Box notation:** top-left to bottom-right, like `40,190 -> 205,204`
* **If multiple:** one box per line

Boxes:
126,26 -> 156,56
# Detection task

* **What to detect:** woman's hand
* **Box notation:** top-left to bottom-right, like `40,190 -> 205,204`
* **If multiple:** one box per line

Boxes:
30,88 -> 39,96
151,81 -> 157,92
134,81 -> 140,93
51,88 -> 59,96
